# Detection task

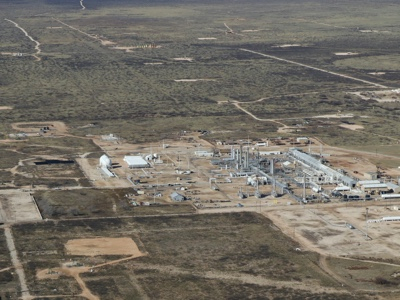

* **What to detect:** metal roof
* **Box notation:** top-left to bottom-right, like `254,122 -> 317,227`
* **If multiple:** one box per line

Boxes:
381,194 -> 400,199
386,182 -> 400,189
358,180 -> 381,185
170,192 -> 185,201
362,183 -> 387,189
124,156 -> 149,167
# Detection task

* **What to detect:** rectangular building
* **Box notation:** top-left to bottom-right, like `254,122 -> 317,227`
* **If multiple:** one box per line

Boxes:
124,156 -> 150,168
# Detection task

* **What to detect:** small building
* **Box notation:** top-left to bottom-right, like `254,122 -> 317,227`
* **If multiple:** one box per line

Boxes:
296,137 -> 309,143
195,150 -> 214,157
124,156 -> 150,168
364,172 -> 378,180
361,183 -> 388,192
101,133 -> 119,141
170,192 -> 185,202
333,186 -> 351,192
382,194 -> 400,200
357,180 -> 381,187
342,176 -> 357,188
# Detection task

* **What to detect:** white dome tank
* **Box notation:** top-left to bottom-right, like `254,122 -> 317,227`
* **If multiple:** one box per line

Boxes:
99,154 -> 112,168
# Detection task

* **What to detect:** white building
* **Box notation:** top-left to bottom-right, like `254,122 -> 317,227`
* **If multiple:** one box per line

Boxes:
99,154 -> 112,168
124,156 -> 150,168
194,150 -> 214,157
99,155 -> 115,177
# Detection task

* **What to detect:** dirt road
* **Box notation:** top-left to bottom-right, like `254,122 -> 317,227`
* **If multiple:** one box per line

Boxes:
232,101 -> 288,128
5,19 -> 41,61
240,48 -> 389,89
4,226 -> 30,299
132,262 -> 349,294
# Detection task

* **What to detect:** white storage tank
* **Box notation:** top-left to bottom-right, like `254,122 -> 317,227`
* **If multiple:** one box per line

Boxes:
99,154 -> 112,168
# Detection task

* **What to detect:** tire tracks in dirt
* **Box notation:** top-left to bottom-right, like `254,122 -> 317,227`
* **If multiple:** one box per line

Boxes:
240,48 -> 390,89
132,262 -> 350,295
5,18 -> 41,61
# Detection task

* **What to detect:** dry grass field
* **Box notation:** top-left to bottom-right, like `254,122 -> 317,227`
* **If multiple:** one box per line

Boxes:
11,213 -> 384,300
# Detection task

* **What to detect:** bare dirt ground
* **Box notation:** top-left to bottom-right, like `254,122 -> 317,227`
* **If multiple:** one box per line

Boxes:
339,124 -> 364,130
0,106 -> 13,110
351,90 -> 400,103
262,202 -> 400,262
75,157 -> 132,188
201,201 -> 400,262
65,237 -> 143,257
0,190 -> 42,223
131,262 -> 350,295
11,121 -> 68,135
36,237 -> 146,300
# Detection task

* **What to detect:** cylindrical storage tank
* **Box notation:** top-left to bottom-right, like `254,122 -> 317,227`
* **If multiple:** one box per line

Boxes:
99,154 -> 112,168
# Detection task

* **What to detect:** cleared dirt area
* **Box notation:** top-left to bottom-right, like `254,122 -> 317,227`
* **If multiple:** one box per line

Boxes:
0,106 -> 12,110
65,237 -> 144,257
75,157 -> 132,188
263,202 -> 400,261
351,90 -> 400,103
0,190 -> 42,223
11,121 -> 68,135
35,236 -> 146,300
339,124 -> 364,131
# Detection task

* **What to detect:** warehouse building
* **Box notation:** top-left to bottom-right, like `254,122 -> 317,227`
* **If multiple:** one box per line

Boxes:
170,192 -> 185,202
124,156 -> 150,168
361,183 -> 388,193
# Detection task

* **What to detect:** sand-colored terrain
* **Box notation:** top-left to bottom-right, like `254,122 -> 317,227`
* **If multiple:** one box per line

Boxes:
65,237 -> 143,257
11,121 -> 68,135
339,123 -> 364,131
37,237 -> 146,300
264,203 -> 400,260
0,190 -> 42,223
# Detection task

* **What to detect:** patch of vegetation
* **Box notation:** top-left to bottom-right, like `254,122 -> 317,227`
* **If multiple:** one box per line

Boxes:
34,188 -> 195,218
0,229 -> 19,297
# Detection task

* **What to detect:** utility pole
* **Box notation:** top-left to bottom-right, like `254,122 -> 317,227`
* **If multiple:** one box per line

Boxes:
365,207 -> 369,240
303,173 -> 306,202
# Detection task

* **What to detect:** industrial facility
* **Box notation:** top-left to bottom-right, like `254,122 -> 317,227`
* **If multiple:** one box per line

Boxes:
88,133 -> 400,209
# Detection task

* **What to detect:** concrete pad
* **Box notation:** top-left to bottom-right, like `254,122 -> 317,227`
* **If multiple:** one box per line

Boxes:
0,189 -> 42,223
